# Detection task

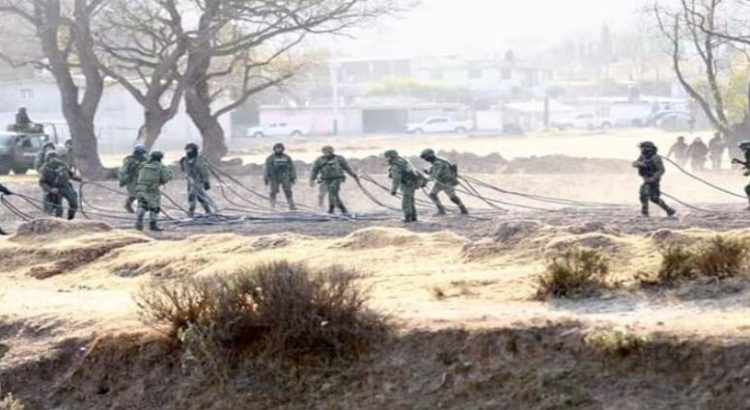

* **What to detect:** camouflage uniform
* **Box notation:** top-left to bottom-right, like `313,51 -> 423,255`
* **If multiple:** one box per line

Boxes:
667,138 -> 689,167
421,149 -> 468,215
733,141 -> 750,207
36,144 -> 57,215
136,152 -> 173,231
39,157 -> 80,220
687,138 -> 709,172
119,148 -> 148,213
180,146 -> 213,217
264,145 -> 297,210
708,133 -> 727,170
310,148 -> 357,214
59,140 -> 76,174
386,150 -> 421,223
0,182 -> 11,235
633,142 -> 676,217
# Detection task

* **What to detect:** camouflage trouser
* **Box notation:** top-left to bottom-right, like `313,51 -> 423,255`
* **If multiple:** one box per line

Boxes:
45,186 -> 78,219
321,178 -> 347,213
745,183 -> 750,206
428,181 -> 467,214
639,181 -> 674,216
136,188 -> 161,224
187,180 -> 212,215
690,157 -> 706,172
318,183 -> 327,208
400,184 -> 417,222
125,183 -> 138,210
269,175 -> 296,210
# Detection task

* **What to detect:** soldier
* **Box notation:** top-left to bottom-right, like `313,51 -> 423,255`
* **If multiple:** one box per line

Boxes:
309,145 -> 358,215
35,142 -> 56,172
179,143 -> 214,217
264,143 -> 297,210
687,137 -> 709,172
0,181 -> 12,235
633,141 -> 676,218
15,107 -> 32,132
135,151 -> 173,231
385,150 -> 423,223
119,144 -> 149,213
708,132 -> 727,171
420,148 -> 469,216
39,151 -> 81,220
667,136 -> 689,167
731,141 -> 750,209
59,139 -> 76,174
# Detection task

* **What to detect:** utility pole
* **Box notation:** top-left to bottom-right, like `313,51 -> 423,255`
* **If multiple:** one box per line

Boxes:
330,59 -> 340,136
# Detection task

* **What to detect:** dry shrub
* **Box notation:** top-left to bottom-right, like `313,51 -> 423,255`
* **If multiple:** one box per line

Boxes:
656,245 -> 697,284
584,330 -> 649,357
536,248 -> 609,299
642,236 -> 750,287
0,393 -> 25,410
693,236 -> 749,279
135,261 -> 389,364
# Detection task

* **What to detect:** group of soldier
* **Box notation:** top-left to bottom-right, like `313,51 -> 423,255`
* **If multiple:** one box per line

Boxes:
667,133 -> 728,172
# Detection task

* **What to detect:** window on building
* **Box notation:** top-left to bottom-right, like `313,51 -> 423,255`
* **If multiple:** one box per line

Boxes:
20,89 -> 34,100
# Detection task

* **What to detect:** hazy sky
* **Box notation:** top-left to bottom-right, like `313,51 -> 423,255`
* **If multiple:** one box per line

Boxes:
339,0 -> 643,56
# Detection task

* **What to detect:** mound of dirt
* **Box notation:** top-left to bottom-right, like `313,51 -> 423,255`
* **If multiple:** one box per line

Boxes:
500,155 -> 632,174
546,233 -> 624,254
13,219 -> 113,238
334,227 -> 420,250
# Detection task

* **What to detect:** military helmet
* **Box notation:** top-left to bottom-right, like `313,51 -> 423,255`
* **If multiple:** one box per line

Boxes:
321,145 -> 334,154
638,141 -> 657,150
273,142 -> 285,151
739,140 -> 750,150
150,151 -> 164,161
185,142 -> 199,151
384,149 -> 399,159
420,148 -> 436,159
43,142 -> 56,150
133,144 -> 148,155
45,150 -> 59,160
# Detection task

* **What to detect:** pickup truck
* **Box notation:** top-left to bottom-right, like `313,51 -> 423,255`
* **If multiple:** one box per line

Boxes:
245,122 -> 307,138
0,131 -> 52,175
406,117 -> 472,134
550,112 -> 613,130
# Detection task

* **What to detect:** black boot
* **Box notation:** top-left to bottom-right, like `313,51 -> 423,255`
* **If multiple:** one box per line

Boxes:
149,221 -> 163,232
339,204 -> 348,215
328,205 -> 335,214
659,201 -> 676,217
124,198 -> 135,214
641,205 -> 649,217
67,210 -> 76,220
188,205 -> 196,218
135,218 -> 144,231
450,197 -> 469,215
289,201 -> 298,211
433,205 -> 446,216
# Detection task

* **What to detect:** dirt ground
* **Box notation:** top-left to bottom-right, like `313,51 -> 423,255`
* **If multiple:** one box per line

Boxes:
3,129 -> 750,409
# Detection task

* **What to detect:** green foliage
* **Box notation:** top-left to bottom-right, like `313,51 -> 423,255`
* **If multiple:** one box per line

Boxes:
536,248 -> 610,299
135,261 -> 389,365
584,330 -> 649,357
657,245 -> 698,283
366,77 -> 471,103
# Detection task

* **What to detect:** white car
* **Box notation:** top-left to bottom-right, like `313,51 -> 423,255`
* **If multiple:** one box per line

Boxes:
406,117 -> 472,134
245,122 -> 307,138
551,112 -> 612,130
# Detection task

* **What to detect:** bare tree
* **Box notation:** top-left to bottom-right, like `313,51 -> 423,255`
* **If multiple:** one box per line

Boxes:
183,0 -> 403,161
0,0 -> 108,178
652,0 -> 745,136
95,0 -> 189,147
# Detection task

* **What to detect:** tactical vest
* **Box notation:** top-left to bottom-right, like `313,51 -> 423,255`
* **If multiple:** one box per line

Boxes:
272,155 -> 292,173
138,162 -> 163,186
44,163 -> 70,188
120,155 -> 145,185
435,157 -> 459,180
319,156 -> 344,179
638,156 -> 658,178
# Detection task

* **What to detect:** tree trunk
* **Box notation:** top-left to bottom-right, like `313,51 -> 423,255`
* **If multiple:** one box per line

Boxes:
137,108 -> 171,149
185,82 -> 228,162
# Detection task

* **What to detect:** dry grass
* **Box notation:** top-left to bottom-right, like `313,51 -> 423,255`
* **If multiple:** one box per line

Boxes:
135,261 -> 389,366
0,393 -> 25,410
584,330 -> 650,357
536,248 -> 610,299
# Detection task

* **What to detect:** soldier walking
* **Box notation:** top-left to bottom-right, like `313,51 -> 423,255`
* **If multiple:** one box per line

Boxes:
708,132 -> 727,171
135,151 -> 173,231
731,141 -> 750,209
264,143 -> 297,210
385,150 -> 423,223
180,143 -> 214,217
633,141 -> 676,218
420,148 -> 469,216
39,151 -> 81,220
667,136 -> 689,167
309,146 -> 358,215
687,137 -> 709,172
119,144 -> 148,213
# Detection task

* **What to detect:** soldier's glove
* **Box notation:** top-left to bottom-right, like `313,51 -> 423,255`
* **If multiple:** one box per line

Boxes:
204,182 -> 211,191
390,190 -> 397,196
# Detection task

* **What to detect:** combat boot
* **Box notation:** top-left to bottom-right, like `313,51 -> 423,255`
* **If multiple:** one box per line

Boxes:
289,201 -> 298,211
641,205 -> 649,217
433,205 -> 447,216
202,203 -> 212,215
135,219 -> 144,231
339,204 -> 348,215
328,205 -> 335,214
660,201 -> 677,218
67,210 -> 76,220
459,205 -> 469,215
149,221 -> 163,232
187,205 -> 196,218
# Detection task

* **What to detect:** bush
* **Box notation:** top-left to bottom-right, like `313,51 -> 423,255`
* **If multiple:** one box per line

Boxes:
536,248 -> 610,299
135,261 -> 389,363
584,330 -> 649,357
656,245 -> 697,284
0,394 -> 25,410
693,236 -> 749,279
